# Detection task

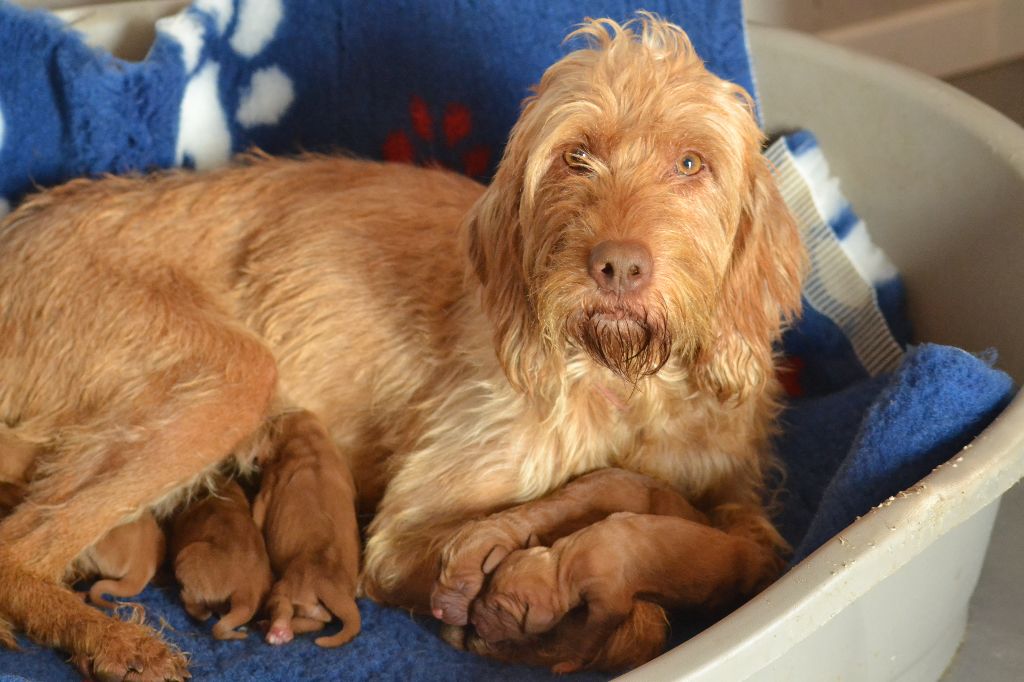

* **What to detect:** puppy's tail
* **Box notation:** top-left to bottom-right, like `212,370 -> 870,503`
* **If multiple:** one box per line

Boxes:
212,594 -> 258,641
313,580 -> 361,648
87,580 -> 121,610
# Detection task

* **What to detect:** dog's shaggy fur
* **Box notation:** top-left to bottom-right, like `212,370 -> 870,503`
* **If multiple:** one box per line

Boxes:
0,15 -> 802,678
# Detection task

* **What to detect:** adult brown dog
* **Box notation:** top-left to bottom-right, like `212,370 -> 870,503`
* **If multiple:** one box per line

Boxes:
0,14 -> 802,679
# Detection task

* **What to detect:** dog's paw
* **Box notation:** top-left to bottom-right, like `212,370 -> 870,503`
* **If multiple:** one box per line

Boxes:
72,622 -> 189,681
431,518 -> 526,626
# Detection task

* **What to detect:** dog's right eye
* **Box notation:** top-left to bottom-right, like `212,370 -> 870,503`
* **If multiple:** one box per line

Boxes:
563,147 -> 593,174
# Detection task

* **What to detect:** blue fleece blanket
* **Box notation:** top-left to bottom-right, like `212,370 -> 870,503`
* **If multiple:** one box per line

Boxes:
0,1 -> 1015,680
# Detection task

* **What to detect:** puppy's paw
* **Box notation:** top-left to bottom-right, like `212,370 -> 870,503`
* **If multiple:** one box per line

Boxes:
265,574 -> 361,648
431,518 -> 525,626
265,620 -> 294,646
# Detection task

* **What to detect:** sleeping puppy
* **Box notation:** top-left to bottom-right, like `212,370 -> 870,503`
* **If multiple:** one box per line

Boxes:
74,511 -> 166,610
470,511 -> 779,673
252,410 -> 361,648
170,475 -> 272,640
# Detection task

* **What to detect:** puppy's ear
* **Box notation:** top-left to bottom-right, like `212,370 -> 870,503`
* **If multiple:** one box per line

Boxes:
694,155 -> 805,403
462,102 -> 550,394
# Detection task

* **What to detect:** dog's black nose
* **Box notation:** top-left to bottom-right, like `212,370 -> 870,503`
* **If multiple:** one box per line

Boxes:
588,240 -> 653,295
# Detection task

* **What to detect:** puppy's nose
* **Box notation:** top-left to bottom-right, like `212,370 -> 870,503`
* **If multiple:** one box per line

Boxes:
588,240 -> 653,295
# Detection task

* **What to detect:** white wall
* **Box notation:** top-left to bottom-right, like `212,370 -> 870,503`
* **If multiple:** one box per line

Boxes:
745,0 -> 938,32
745,0 -> 1024,77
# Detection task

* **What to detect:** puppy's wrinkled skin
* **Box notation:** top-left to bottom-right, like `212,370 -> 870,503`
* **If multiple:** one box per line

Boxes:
169,476 -> 272,640
0,14 -> 802,676
73,511 -> 166,611
472,512 -> 780,672
464,600 -> 668,674
252,411 -> 361,648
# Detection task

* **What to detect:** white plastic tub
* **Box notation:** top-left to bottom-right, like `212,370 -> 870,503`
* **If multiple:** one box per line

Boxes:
621,25 -> 1024,682
33,6 -> 1024,681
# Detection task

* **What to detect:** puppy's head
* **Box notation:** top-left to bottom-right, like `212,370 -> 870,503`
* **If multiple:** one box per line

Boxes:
466,14 -> 805,400
469,546 -> 560,643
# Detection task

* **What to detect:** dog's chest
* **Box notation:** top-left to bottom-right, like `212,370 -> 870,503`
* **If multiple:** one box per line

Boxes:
552,372 -> 744,496
552,376 -> 666,468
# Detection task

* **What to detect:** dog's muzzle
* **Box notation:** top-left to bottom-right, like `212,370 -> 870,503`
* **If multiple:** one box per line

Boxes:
569,305 -> 672,382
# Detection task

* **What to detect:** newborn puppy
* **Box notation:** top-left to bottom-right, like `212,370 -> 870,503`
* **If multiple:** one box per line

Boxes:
463,600 -> 667,674
170,475 -> 272,640
472,512 -> 780,673
75,511 -> 166,610
252,410 -> 361,648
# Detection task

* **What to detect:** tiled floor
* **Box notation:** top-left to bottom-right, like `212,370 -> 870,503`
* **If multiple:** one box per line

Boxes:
940,58 -> 1024,682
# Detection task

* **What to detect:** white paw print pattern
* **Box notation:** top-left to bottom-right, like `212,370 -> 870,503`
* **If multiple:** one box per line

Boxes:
236,66 -> 295,127
157,0 -> 293,171
230,0 -> 284,58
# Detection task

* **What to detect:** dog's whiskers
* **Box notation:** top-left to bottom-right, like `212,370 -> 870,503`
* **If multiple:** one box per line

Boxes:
565,302 -> 672,385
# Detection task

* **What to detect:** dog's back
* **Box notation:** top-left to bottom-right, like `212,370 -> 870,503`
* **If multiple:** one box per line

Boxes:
0,155 -> 483,507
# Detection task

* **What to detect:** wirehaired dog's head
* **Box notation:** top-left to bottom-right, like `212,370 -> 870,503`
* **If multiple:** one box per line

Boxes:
464,14 -> 804,400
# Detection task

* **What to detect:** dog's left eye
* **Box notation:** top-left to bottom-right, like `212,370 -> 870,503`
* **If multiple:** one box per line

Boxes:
563,147 -> 593,174
675,152 -> 704,176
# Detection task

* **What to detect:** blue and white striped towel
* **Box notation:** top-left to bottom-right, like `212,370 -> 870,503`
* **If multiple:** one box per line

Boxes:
764,131 -> 1014,561
769,130 -> 909,397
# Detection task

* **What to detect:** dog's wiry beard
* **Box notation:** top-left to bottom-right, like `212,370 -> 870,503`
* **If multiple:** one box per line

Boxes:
565,305 -> 673,384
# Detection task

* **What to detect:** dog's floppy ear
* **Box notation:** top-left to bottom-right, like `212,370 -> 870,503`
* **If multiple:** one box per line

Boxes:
462,102 -> 552,394
694,155 -> 805,403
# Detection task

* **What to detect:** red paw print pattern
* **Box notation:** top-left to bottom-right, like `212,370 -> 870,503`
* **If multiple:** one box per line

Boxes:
382,96 -> 492,178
